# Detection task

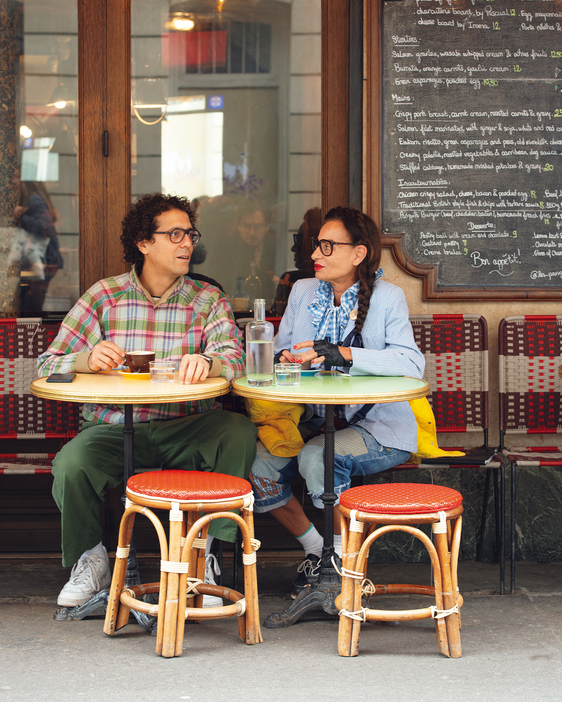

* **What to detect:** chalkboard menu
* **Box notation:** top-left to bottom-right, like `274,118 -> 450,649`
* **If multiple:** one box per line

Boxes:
383,0 -> 562,296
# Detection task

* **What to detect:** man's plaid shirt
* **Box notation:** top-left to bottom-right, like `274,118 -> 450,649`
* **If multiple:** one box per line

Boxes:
37,269 -> 245,424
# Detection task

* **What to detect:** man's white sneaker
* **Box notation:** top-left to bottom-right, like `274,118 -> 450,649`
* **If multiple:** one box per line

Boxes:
57,548 -> 111,607
202,553 -> 223,607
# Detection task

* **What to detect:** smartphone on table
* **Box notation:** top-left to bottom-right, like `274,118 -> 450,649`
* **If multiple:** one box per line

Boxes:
46,373 -> 77,383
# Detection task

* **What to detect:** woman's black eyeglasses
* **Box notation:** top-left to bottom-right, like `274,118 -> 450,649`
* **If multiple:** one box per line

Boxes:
153,228 -> 201,245
311,237 -> 355,256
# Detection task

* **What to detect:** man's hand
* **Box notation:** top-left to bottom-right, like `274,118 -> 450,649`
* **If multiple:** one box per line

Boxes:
88,341 -> 126,371
179,353 -> 211,384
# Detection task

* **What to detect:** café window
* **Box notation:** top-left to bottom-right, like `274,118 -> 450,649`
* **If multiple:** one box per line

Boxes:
132,0 -> 321,314
0,0 -> 79,318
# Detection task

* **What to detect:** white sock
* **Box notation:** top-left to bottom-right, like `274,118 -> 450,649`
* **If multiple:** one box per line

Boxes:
296,524 -> 323,558
205,535 -> 215,556
83,541 -> 105,558
333,534 -> 342,558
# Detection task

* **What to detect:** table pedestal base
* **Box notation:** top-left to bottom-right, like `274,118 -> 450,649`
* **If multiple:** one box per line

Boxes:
263,557 -> 341,628
53,591 -> 157,632
53,589 -> 110,622
53,559 -> 156,632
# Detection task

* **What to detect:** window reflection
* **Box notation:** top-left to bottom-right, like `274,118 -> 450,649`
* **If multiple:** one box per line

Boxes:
132,0 -> 321,313
0,0 -> 79,318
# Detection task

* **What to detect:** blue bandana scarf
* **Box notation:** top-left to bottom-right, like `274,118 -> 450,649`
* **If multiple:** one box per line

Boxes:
306,270 -> 383,418
307,280 -> 358,419
307,280 -> 360,344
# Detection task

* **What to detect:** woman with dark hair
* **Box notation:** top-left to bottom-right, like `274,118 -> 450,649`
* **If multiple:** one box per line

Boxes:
249,207 -> 425,596
273,207 -> 321,315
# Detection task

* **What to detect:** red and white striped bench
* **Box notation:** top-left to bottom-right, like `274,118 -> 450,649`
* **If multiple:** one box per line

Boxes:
0,318 -> 82,475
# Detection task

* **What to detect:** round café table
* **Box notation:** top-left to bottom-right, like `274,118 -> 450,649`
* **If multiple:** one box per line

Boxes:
232,371 -> 429,628
31,372 -> 230,485
30,371 -> 230,623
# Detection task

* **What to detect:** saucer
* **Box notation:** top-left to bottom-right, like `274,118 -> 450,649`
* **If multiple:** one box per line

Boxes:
118,370 -> 150,380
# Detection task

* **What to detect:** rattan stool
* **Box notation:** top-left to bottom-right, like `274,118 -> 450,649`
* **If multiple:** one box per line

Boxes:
336,482 -> 463,658
103,470 -> 262,657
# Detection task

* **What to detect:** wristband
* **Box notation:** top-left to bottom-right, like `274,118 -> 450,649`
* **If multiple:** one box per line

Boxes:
198,354 -> 213,366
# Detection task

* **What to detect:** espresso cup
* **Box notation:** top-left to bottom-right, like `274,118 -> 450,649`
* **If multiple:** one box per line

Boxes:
125,350 -> 155,374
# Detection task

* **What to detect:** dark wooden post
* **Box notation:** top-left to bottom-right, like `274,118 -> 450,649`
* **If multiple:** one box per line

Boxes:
0,0 -> 23,316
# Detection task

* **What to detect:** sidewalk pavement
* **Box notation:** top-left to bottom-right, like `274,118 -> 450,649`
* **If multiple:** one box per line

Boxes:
1,558 -> 561,702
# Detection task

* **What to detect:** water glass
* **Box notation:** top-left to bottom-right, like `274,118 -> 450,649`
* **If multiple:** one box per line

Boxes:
275,363 -> 301,386
149,360 -> 176,383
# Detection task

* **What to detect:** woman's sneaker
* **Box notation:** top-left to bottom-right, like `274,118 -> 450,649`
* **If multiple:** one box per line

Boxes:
291,554 -> 321,599
202,554 -> 223,607
57,548 -> 111,607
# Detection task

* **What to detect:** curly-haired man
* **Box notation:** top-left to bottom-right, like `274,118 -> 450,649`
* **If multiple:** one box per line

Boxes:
38,193 -> 257,608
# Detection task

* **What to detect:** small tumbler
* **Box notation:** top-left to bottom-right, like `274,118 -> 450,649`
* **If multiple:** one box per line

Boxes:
274,363 -> 301,386
149,360 -> 176,383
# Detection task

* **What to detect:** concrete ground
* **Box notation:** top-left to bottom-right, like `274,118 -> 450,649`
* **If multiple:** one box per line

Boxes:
1,558 -> 562,702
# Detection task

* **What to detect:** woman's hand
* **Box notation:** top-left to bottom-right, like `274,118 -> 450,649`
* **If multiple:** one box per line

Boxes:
274,349 -> 296,364
293,340 -> 353,367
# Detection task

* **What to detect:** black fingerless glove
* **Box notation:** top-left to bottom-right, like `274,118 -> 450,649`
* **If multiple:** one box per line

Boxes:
274,350 -> 287,364
313,338 -> 353,368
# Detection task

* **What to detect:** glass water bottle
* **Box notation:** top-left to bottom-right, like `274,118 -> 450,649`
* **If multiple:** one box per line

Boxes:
245,298 -> 274,386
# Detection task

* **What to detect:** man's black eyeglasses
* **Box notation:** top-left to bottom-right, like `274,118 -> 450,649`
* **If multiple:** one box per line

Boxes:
311,237 -> 356,256
153,228 -> 201,245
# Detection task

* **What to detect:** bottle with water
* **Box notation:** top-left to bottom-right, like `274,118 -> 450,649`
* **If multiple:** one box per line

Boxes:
246,298 -> 274,386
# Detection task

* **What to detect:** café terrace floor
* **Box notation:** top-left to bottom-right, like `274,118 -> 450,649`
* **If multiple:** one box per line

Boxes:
1,556 -> 561,702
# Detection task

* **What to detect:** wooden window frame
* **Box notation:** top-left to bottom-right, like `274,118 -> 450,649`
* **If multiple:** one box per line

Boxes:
79,0 -> 130,293
79,0 -> 356,290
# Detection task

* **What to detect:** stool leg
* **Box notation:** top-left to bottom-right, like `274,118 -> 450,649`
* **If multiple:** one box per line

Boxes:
175,537 -> 193,657
193,523 -> 210,612
241,507 -> 262,645
104,508 -> 136,635
434,530 -> 462,658
184,512 -> 197,612
162,507 -> 183,658
338,518 -> 365,657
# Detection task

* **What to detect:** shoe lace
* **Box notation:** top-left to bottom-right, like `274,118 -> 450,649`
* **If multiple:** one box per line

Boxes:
68,555 -> 104,589
297,557 -> 320,577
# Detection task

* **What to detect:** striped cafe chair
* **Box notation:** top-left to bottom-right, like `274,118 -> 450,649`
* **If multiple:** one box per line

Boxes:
498,315 -> 562,594
0,318 -> 82,477
386,315 -> 504,589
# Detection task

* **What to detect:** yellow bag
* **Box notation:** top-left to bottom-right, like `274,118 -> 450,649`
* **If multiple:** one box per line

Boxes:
407,397 -> 465,463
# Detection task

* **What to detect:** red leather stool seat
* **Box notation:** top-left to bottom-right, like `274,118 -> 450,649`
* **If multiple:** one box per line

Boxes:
127,469 -> 252,502
339,482 -> 463,514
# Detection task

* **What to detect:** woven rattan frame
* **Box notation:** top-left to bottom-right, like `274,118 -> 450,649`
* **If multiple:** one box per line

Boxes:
337,502 -> 463,658
103,477 -> 262,658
